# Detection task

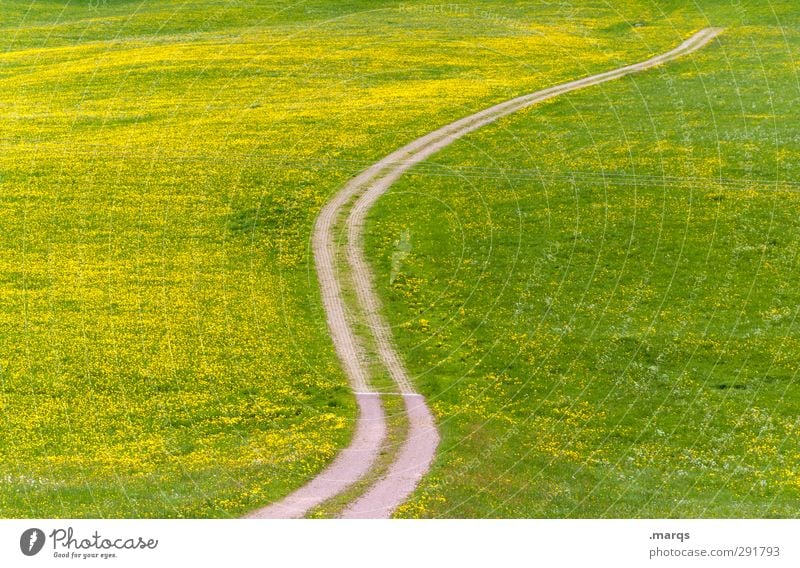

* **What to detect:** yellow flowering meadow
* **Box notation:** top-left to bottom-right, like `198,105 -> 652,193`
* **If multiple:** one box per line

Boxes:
0,0 -> 710,517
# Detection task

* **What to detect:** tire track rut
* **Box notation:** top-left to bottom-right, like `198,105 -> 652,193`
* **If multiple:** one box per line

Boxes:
247,27 -> 723,519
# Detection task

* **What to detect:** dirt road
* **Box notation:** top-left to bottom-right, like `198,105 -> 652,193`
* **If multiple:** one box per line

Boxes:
246,27 -> 723,519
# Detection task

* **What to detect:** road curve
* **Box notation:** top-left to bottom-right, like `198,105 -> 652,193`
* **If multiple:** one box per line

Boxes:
246,27 -> 723,519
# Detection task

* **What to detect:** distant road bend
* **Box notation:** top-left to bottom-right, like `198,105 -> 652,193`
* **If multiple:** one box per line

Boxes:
246,27 -> 724,519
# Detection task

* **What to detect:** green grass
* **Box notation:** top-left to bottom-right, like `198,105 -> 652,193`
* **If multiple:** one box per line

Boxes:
2,0 -> 796,518
366,2 -> 800,517
0,0 -> 688,518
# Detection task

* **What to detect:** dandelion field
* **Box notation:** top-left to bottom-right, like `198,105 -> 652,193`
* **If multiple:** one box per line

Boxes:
1,0 -> 797,518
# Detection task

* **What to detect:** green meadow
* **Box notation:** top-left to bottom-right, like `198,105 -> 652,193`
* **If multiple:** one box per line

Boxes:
1,0 -> 797,517
366,2 -> 800,516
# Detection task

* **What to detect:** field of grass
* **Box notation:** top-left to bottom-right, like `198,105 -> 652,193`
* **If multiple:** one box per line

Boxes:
2,0 -> 796,518
0,0 -> 716,518
365,2 -> 800,516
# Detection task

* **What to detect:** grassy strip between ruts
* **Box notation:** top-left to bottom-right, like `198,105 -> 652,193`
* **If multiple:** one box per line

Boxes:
307,196 -> 411,518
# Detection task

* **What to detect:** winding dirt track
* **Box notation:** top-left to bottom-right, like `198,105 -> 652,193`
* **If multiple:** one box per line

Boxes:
246,27 -> 723,519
